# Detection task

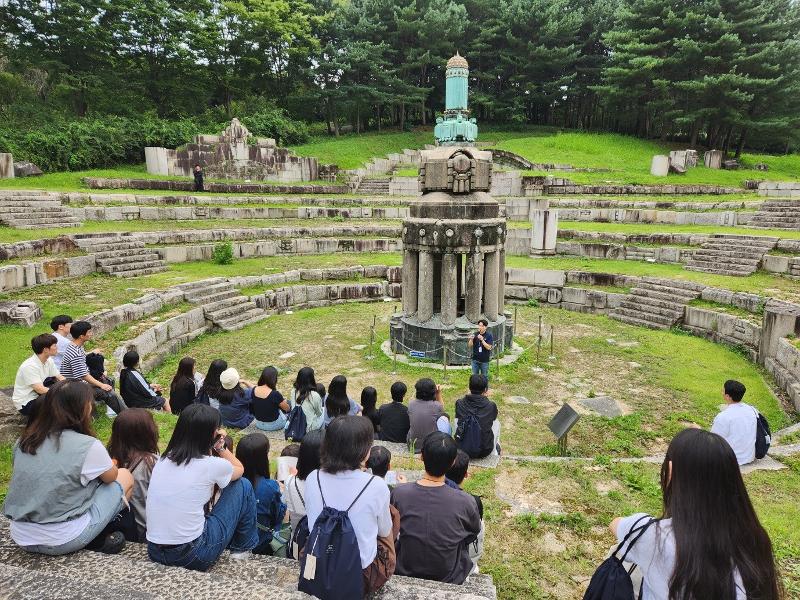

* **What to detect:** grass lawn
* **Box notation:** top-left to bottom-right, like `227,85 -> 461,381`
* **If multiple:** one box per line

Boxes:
492,131 -> 800,187
552,220 -> 800,240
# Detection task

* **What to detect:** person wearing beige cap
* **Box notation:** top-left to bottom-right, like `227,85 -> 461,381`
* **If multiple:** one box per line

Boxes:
218,368 -> 254,429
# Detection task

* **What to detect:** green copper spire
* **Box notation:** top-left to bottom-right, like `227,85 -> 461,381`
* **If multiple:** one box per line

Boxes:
435,52 -> 478,145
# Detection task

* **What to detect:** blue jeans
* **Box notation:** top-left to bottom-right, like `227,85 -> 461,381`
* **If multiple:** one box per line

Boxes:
20,481 -> 125,556
148,477 -> 258,572
255,412 -> 287,432
471,359 -> 490,382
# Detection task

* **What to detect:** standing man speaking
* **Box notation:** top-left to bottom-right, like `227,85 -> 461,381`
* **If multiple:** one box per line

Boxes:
468,319 -> 493,382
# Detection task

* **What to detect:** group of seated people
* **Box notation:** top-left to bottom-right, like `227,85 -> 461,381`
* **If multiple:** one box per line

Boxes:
5,318 -> 782,599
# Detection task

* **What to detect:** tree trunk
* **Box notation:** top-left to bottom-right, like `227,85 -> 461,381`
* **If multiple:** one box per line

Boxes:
689,118 -> 700,148
399,102 -> 405,131
734,128 -> 747,158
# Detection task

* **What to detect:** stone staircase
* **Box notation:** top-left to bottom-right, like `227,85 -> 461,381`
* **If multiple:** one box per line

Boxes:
0,517 -> 496,600
750,200 -> 800,230
74,236 -> 168,277
0,195 -> 83,229
185,280 -> 268,332
357,177 -> 392,195
610,277 -> 705,329
684,234 -> 778,276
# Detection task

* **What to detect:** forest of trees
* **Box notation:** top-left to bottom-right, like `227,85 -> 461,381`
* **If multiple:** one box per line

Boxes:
1,0 -> 799,158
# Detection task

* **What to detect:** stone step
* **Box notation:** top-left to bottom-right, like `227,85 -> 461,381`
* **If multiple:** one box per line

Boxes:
96,253 -> 162,267
688,252 -> 762,266
620,300 -> 684,321
11,221 -> 84,229
638,276 -> 705,293
0,204 -> 69,213
80,241 -> 147,253
101,259 -> 166,273
686,257 -> 759,271
120,542 -> 496,599
611,311 -> 674,330
185,282 -> 236,302
707,233 -> 779,242
0,562 -> 157,600
205,298 -> 255,321
612,307 -> 678,328
107,265 -> 169,278
624,293 -> 686,314
632,283 -> 700,302
201,295 -> 250,314
215,308 -> 269,331
0,539 -> 304,600
684,265 -> 754,276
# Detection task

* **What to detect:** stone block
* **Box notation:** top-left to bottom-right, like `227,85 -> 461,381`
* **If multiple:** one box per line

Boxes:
560,286 -> 588,306
534,269 -> 566,287
650,155 -> 669,177
704,150 -> 723,169
701,287 -> 734,305
0,301 -> 41,326
364,265 -> 388,278
130,329 -> 158,358
388,283 -> 402,298
306,285 -> 328,302
65,255 -> 97,277
763,255 -> 789,273
0,153 -> 14,178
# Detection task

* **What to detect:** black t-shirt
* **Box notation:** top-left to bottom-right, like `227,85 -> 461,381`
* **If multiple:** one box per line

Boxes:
471,331 -> 494,363
251,387 -> 285,423
377,401 -> 410,442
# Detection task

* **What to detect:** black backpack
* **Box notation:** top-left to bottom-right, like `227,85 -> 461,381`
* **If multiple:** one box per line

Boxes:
455,411 -> 483,458
285,404 -> 308,442
290,477 -> 310,560
583,516 -> 655,600
298,472 -> 375,600
754,409 -> 771,460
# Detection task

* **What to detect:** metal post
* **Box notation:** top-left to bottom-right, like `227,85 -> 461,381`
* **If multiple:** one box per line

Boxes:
514,305 -> 518,328
496,325 -> 504,381
367,324 -> 375,360
558,433 -> 568,456
392,339 -> 398,374
535,335 -> 542,367
549,326 -> 555,359
538,315 -> 542,338
443,346 -> 448,381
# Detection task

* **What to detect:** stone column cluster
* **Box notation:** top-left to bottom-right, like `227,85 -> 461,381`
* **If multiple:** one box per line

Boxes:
401,246 -> 505,326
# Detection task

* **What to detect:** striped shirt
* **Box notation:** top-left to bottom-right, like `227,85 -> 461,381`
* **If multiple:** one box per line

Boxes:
60,343 -> 89,379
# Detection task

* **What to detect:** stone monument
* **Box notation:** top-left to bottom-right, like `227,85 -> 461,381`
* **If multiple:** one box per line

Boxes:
0,153 -> 14,179
145,118 -> 336,182
434,53 -> 478,146
529,198 -> 558,255
389,146 -> 513,364
0,301 -> 41,327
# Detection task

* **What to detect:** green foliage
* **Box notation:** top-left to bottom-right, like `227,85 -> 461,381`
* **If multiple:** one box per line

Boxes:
212,241 -> 235,265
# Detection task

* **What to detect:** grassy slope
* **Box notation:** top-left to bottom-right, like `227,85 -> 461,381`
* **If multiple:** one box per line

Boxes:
554,220 -> 800,240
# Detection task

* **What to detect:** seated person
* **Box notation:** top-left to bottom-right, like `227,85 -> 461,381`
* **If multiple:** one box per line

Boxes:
283,431 -> 324,533
710,380 -> 758,466
378,381 -> 410,443
107,408 -> 160,542
361,386 -> 380,433
217,368 -> 254,429
304,416 -> 397,595
169,357 -> 199,415
250,366 -> 290,431
454,374 -> 499,458
119,351 -> 170,412
12,333 -> 64,421
366,445 -> 406,487
446,450 -> 484,568
50,314 -> 73,370
60,321 -> 126,415
146,404 -> 258,570
86,352 -> 114,389
3,380 -> 134,556
322,375 -> 361,426
391,432 -> 480,584
235,433 -> 287,555
406,378 -> 444,452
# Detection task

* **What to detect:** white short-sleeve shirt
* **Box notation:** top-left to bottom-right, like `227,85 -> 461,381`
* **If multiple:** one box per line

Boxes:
53,332 -> 72,370
617,514 -> 745,600
304,469 -> 392,568
711,402 -> 757,465
12,354 -> 60,410
145,455 -> 233,544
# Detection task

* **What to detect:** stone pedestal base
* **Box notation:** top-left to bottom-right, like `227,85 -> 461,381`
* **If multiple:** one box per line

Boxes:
389,313 -> 513,365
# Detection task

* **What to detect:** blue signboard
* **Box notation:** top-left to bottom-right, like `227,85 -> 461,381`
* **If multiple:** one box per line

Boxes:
409,350 -> 426,359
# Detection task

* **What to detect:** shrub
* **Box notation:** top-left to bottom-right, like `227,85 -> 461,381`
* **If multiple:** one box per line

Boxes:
212,242 -> 234,265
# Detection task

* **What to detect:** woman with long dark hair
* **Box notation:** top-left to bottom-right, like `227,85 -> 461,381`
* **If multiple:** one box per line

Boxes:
322,374 -> 361,426
107,408 -> 159,541
169,356 -> 198,415
216,368 -> 254,429
3,380 -> 134,555
196,358 -> 227,410
284,428 -> 325,531
119,350 -> 170,412
146,404 -> 258,571
304,416 -> 396,595
235,433 -> 286,555
250,366 -> 290,431
360,386 -> 380,434
610,428 -> 781,600
289,366 -> 324,432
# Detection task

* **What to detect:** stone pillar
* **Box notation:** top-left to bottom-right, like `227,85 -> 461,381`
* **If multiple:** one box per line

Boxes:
401,250 -> 418,316
759,300 -> 800,365
417,251 -> 434,323
441,253 -> 458,326
483,251 -> 499,321
144,147 -> 168,176
0,154 -> 14,179
530,198 -> 558,255
465,252 -> 484,323
650,155 -> 669,176
497,249 -> 505,315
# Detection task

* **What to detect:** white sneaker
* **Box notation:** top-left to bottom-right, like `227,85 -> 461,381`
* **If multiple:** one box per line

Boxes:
229,551 -> 251,561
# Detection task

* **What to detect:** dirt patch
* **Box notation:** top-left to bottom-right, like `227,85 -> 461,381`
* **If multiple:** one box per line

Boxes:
495,467 -> 580,517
